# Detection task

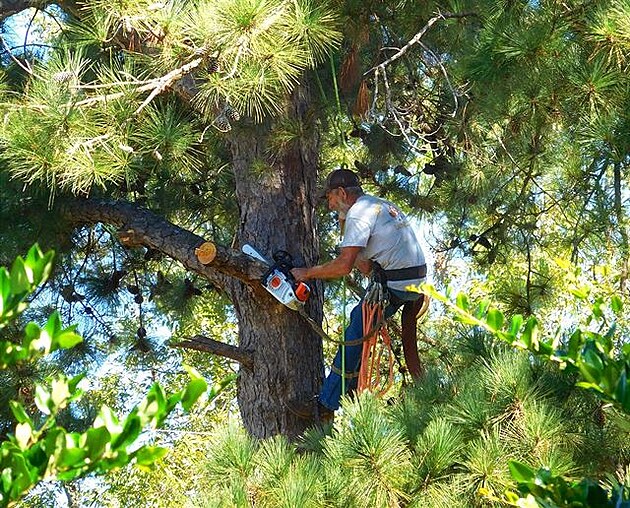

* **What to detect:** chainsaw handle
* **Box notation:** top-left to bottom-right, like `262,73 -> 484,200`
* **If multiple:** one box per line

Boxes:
272,250 -> 294,267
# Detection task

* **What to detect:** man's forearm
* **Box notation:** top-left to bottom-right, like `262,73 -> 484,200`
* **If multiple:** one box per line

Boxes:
304,258 -> 353,280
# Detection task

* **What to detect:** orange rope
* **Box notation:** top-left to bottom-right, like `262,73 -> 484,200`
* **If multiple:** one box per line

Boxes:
357,300 -> 395,396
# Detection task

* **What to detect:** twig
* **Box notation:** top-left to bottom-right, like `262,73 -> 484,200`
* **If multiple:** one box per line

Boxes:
417,40 -> 458,117
133,57 -> 204,115
23,7 -> 39,58
70,57 -> 203,110
0,36 -> 32,75
73,78 -> 158,90
364,12 -> 476,76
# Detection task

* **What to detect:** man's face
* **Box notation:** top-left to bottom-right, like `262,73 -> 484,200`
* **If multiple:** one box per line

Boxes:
326,187 -> 344,212
326,187 -> 352,215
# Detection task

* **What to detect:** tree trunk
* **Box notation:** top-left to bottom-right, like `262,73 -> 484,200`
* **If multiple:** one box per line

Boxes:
227,85 -> 324,438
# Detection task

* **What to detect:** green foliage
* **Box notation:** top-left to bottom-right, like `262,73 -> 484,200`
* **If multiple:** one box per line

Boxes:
0,246 -> 55,331
323,396 -> 413,508
428,283 -> 630,506
0,247 -> 207,507
506,461 -> 630,508
187,0 -> 342,121
426,284 -> 630,414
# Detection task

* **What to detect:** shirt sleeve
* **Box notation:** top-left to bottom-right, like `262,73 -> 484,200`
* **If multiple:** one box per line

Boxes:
341,216 -> 371,248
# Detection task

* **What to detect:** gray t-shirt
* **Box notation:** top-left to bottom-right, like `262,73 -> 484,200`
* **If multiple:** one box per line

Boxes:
341,194 -> 426,292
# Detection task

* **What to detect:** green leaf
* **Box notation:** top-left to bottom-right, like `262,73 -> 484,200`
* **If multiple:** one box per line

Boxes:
133,445 -> 168,468
34,385 -> 52,415
567,329 -> 583,360
518,317 -> 539,351
51,378 -> 71,409
139,384 -> 168,426
15,422 -> 32,450
10,257 -> 30,294
84,426 -> 111,461
181,378 -> 208,412
56,446 -> 88,469
509,314 -> 523,335
55,329 -> 83,349
508,460 -> 536,483
616,371 -> 629,411
570,286 -> 589,299
166,392 -> 183,412
475,299 -> 490,318
111,415 -> 141,450
94,405 -> 122,436
456,292 -> 469,311
578,349 -> 604,384
68,373 -> 86,393
485,308 -> 504,331
9,401 -> 31,425
611,295 -> 623,313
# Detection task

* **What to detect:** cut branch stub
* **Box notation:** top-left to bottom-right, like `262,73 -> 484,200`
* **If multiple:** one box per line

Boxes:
195,241 -> 217,265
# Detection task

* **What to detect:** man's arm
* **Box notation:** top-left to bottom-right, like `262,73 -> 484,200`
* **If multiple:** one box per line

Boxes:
291,246 -> 362,281
354,256 -> 372,276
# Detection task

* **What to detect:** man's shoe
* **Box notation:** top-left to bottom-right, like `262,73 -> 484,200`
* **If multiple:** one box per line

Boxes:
286,397 -> 334,422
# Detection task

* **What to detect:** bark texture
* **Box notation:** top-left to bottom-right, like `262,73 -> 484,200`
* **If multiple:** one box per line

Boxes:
60,198 -> 267,288
59,84 -> 327,438
227,84 -> 325,438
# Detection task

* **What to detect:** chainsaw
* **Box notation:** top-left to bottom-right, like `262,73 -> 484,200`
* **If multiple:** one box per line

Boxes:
242,244 -> 311,310
242,244 -> 331,342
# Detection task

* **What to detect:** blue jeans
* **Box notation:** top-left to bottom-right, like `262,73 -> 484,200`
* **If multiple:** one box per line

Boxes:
318,289 -> 420,411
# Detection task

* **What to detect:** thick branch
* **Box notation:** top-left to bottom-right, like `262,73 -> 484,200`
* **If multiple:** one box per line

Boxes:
59,198 -> 267,288
173,335 -> 253,370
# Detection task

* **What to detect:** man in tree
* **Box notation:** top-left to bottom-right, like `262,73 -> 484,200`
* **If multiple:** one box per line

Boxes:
291,169 -> 427,419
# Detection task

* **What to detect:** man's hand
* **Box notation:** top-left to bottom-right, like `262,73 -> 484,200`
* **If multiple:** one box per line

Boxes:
290,247 -> 362,282
291,267 -> 310,282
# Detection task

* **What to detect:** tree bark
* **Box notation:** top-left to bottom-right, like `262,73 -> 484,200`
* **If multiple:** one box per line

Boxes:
58,84 -> 327,438
59,198 -> 267,288
227,83 -> 325,438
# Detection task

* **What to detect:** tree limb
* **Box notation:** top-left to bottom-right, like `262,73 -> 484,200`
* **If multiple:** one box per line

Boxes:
173,335 -> 253,370
59,198 -> 268,288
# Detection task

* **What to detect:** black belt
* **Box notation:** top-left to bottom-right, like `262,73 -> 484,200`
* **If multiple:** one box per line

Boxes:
383,264 -> 427,281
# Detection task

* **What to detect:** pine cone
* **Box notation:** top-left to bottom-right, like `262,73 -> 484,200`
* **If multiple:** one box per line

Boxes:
52,71 -> 74,83
214,114 -> 231,132
224,104 -> 240,122
206,56 -> 219,73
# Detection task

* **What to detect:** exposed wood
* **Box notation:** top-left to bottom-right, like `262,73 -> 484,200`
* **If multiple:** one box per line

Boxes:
174,335 -> 254,370
195,241 -> 217,265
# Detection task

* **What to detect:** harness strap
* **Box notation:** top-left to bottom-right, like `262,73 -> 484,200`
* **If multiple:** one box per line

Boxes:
384,264 -> 427,281
331,365 -> 360,379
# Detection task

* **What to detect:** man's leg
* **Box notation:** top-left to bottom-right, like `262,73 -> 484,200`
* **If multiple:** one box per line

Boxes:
318,289 -> 420,411
318,302 -> 364,411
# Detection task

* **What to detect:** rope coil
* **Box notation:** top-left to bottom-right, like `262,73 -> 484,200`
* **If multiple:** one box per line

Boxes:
358,282 -> 395,395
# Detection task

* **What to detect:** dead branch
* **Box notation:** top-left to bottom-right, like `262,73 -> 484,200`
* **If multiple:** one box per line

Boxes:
173,335 -> 254,370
